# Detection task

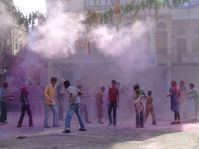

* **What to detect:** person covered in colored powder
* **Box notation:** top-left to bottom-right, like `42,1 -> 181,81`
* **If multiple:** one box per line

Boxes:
133,84 -> 145,128
187,83 -> 199,122
179,80 -> 188,121
95,86 -> 105,124
63,80 -> 86,133
0,82 -> 12,124
17,87 -> 33,127
167,80 -> 181,124
108,80 -> 119,126
144,90 -> 156,125
57,79 -> 66,121
78,85 -> 92,124
44,77 -> 60,128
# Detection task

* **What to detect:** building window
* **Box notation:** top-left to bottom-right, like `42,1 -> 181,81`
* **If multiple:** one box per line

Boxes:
177,38 -> 187,52
156,21 -> 167,53
20,44 -> 22,50
7,39 -> 11,46
156,31 -> 168,53
156,22 -> 166,30
15,43 -> 18,50
192,29 -> 199,36
192,38 -> 199,52
191,28 -> 199,52
177,28 -> 186,37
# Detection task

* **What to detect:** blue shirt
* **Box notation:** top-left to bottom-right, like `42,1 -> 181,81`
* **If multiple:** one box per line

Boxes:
0,88 -> 7,103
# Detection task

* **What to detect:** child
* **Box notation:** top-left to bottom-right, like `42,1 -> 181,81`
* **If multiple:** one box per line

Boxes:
17,87 -> 33,127
95,86 -> 105,124
144,90 -> 156,125
133,84 -> 145,128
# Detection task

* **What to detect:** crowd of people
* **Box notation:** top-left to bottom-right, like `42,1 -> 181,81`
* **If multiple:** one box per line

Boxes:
167,80 -> 199,124
0,77 -> 199,134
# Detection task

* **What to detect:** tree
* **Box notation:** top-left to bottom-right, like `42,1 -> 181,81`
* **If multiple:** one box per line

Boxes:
86,0 -> 189,26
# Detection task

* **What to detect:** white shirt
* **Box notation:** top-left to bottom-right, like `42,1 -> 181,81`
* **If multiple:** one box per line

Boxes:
190,88 -> 199,102
66,86 -> 81,104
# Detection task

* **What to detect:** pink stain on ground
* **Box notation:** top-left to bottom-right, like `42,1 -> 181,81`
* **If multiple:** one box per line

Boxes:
181,122 -> 199,132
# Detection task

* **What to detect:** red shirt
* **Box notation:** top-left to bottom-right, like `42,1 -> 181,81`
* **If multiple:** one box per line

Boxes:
108,87 -> 119,103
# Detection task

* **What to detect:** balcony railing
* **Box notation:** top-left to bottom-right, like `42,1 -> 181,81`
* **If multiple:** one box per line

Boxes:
84,0 -> 128,10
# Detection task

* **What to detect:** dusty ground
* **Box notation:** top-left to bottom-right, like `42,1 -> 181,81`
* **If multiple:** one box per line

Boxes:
1,115 -> 199,149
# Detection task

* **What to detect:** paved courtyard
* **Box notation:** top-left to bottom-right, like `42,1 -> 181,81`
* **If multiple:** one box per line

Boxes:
0,114 -> 199,149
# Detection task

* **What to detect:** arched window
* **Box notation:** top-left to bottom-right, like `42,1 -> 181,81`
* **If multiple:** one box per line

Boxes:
156,21 -> 167,53
191,28 -> 199,52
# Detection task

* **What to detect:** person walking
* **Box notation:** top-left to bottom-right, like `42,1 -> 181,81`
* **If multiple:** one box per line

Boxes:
17,87 -> 33,127
63,80 -> 86,133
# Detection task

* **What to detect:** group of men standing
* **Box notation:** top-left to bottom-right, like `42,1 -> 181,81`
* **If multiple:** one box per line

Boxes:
167,80 -> 199,124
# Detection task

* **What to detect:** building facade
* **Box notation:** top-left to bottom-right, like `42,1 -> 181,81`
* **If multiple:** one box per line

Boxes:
11,25 -> 27,55
0,0 -> 27,83
155,1 -> 199,88
45,0 -> 199,88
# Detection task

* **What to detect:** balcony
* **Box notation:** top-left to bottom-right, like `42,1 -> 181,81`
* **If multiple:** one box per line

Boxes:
84,0 -> 128,10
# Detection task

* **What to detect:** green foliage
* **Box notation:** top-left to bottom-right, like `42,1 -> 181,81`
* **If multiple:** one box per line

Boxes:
2,1 -> 38,31
86,0 -> 189,25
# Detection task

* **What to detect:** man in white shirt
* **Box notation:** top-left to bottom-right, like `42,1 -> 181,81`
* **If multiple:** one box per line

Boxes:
63,80 -> 86,133
188,83 -> 199,122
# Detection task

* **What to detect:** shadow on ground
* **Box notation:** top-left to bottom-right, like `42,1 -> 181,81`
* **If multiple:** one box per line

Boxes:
1,123 -> 194,149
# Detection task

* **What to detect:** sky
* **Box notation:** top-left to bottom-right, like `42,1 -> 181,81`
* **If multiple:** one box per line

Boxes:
13,0 -> 46,15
